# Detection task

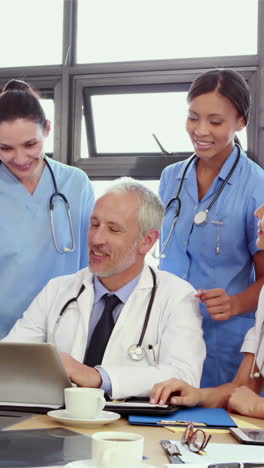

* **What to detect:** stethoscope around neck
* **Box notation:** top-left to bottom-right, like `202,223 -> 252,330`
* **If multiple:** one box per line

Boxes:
128,266 -> 157,361
44,157 -> 75,254
250,321 -> 264,379
0,156 -> 75,254
50,267 -> 157,362
156,144 -> 241,259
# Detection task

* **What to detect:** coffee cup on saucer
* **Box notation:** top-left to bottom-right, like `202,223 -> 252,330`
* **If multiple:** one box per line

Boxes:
92,431 -> 144,468
64,387 -> 106,420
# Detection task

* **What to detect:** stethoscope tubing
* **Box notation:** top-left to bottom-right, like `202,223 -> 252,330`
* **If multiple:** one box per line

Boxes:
250,321 -> 264,379
49,283 -> 85,344
155,155 -> 195,259
44,157 -> 75,254
136,266 -> 156,348
160,144 -> 241,257
50,267 -> 157,361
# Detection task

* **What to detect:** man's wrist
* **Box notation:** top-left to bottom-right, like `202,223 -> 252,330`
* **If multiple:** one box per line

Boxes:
96,366 -> 112,395
75,365 -> 103,388
93,367 -> 103,388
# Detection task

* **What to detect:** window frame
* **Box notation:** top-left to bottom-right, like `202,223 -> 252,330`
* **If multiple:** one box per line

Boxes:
0,0 -> 263,183
71,65 -> 258,179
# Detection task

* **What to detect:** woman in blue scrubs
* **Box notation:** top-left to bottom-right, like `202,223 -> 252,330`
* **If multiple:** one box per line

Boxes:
159,69 -> 264,387
0,79 -> 94,338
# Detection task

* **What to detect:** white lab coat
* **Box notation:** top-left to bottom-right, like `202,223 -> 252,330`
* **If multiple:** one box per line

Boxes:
241,285 -> 264,378
3,264 -> 205,398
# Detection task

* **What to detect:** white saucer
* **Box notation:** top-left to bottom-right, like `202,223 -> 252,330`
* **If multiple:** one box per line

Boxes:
65,460 -> 156,468
47,409 -> 120,427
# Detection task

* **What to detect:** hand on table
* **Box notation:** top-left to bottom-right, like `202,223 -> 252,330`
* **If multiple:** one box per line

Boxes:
195,288 -> 239,321
150,378 -> 202,406
59,352 -> 102,388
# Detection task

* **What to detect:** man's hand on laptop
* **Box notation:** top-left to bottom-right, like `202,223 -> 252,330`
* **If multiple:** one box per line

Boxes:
60,352 -> 102,388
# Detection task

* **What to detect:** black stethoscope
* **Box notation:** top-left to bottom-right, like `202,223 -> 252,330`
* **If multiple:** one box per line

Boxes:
158,144 -> 241,259
128,267 -> 157,361
44,157 -> 75,254
50,267 -> 157,362
250,321 -> 264,379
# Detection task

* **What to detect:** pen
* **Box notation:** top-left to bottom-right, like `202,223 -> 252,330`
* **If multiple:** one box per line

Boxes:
157,420 -> 207,426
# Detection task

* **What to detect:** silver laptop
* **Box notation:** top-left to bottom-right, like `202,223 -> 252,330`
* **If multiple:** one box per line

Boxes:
0,342 -> 72,411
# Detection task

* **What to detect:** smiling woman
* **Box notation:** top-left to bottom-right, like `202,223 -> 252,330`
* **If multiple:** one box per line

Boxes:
159,69 -> 264,389
0,119 -> 49,194
0,79 -> 94,338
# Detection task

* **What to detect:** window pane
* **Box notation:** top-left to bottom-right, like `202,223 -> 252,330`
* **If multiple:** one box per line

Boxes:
81,91 -> 247,156
77,0 -> 257,63
91,92 -> 192,153
41,99 -> 54,154
81,113 -> 90,158
0,0 -> 63,67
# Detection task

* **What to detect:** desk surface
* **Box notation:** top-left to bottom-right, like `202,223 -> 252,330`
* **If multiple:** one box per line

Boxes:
4,412 -> 264,467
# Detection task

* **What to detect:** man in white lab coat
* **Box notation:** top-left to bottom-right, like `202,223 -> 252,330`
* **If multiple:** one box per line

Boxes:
3,178 -> 205,399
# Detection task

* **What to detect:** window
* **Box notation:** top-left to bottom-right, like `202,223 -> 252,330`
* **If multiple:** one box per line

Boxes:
87,91 -> 191,154
79,82 -> 247,178
77,0 -> 258,64
0,0 -> 63,67
41,96 -> 55,154
78,83 -> 192,178
0,0 -> 259,180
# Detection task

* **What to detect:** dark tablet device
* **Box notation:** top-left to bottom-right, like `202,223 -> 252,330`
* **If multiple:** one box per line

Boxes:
0,427 -> 91,467
0,411 -> 33,430
230,427 -> 264,445
105,397 -> 179,415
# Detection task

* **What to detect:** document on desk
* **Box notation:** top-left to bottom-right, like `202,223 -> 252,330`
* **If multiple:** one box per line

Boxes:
165,442 -> 264,464
129,407 -> 236,427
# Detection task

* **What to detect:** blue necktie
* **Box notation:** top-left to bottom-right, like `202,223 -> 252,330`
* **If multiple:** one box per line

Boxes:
83,294 -> 121,367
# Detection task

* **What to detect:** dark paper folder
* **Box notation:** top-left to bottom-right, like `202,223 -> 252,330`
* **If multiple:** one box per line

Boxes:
129,406 -> 237,428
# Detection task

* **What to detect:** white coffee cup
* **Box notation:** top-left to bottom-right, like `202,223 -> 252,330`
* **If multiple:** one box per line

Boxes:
92,431 -> 144,468
64,387 -> 105,419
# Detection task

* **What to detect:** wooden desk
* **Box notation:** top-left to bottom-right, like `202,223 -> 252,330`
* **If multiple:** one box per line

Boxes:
5,413 -> 264,467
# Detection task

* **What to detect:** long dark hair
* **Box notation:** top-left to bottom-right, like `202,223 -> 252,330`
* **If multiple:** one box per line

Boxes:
187,69 -> 250,125
0,79 -> 46,129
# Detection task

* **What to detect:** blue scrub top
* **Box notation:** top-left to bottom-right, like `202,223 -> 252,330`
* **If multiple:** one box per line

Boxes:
0,157 -> 94,338
159,147 -> 264,387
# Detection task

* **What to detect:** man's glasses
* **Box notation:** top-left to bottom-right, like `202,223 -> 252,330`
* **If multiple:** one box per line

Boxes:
181,423 -> 211,454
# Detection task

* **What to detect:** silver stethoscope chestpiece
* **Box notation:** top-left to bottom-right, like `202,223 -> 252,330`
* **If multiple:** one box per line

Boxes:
128,344 -> 146,361
194,210 -> 208,226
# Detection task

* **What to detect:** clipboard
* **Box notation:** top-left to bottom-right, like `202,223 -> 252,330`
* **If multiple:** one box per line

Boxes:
128,406 -> 237,428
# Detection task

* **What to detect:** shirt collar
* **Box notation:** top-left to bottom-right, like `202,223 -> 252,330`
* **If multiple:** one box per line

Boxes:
93,273 -> 141,304
176,154 -> 197,180
216,145 -> 240,183
176,145 -> 240,184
